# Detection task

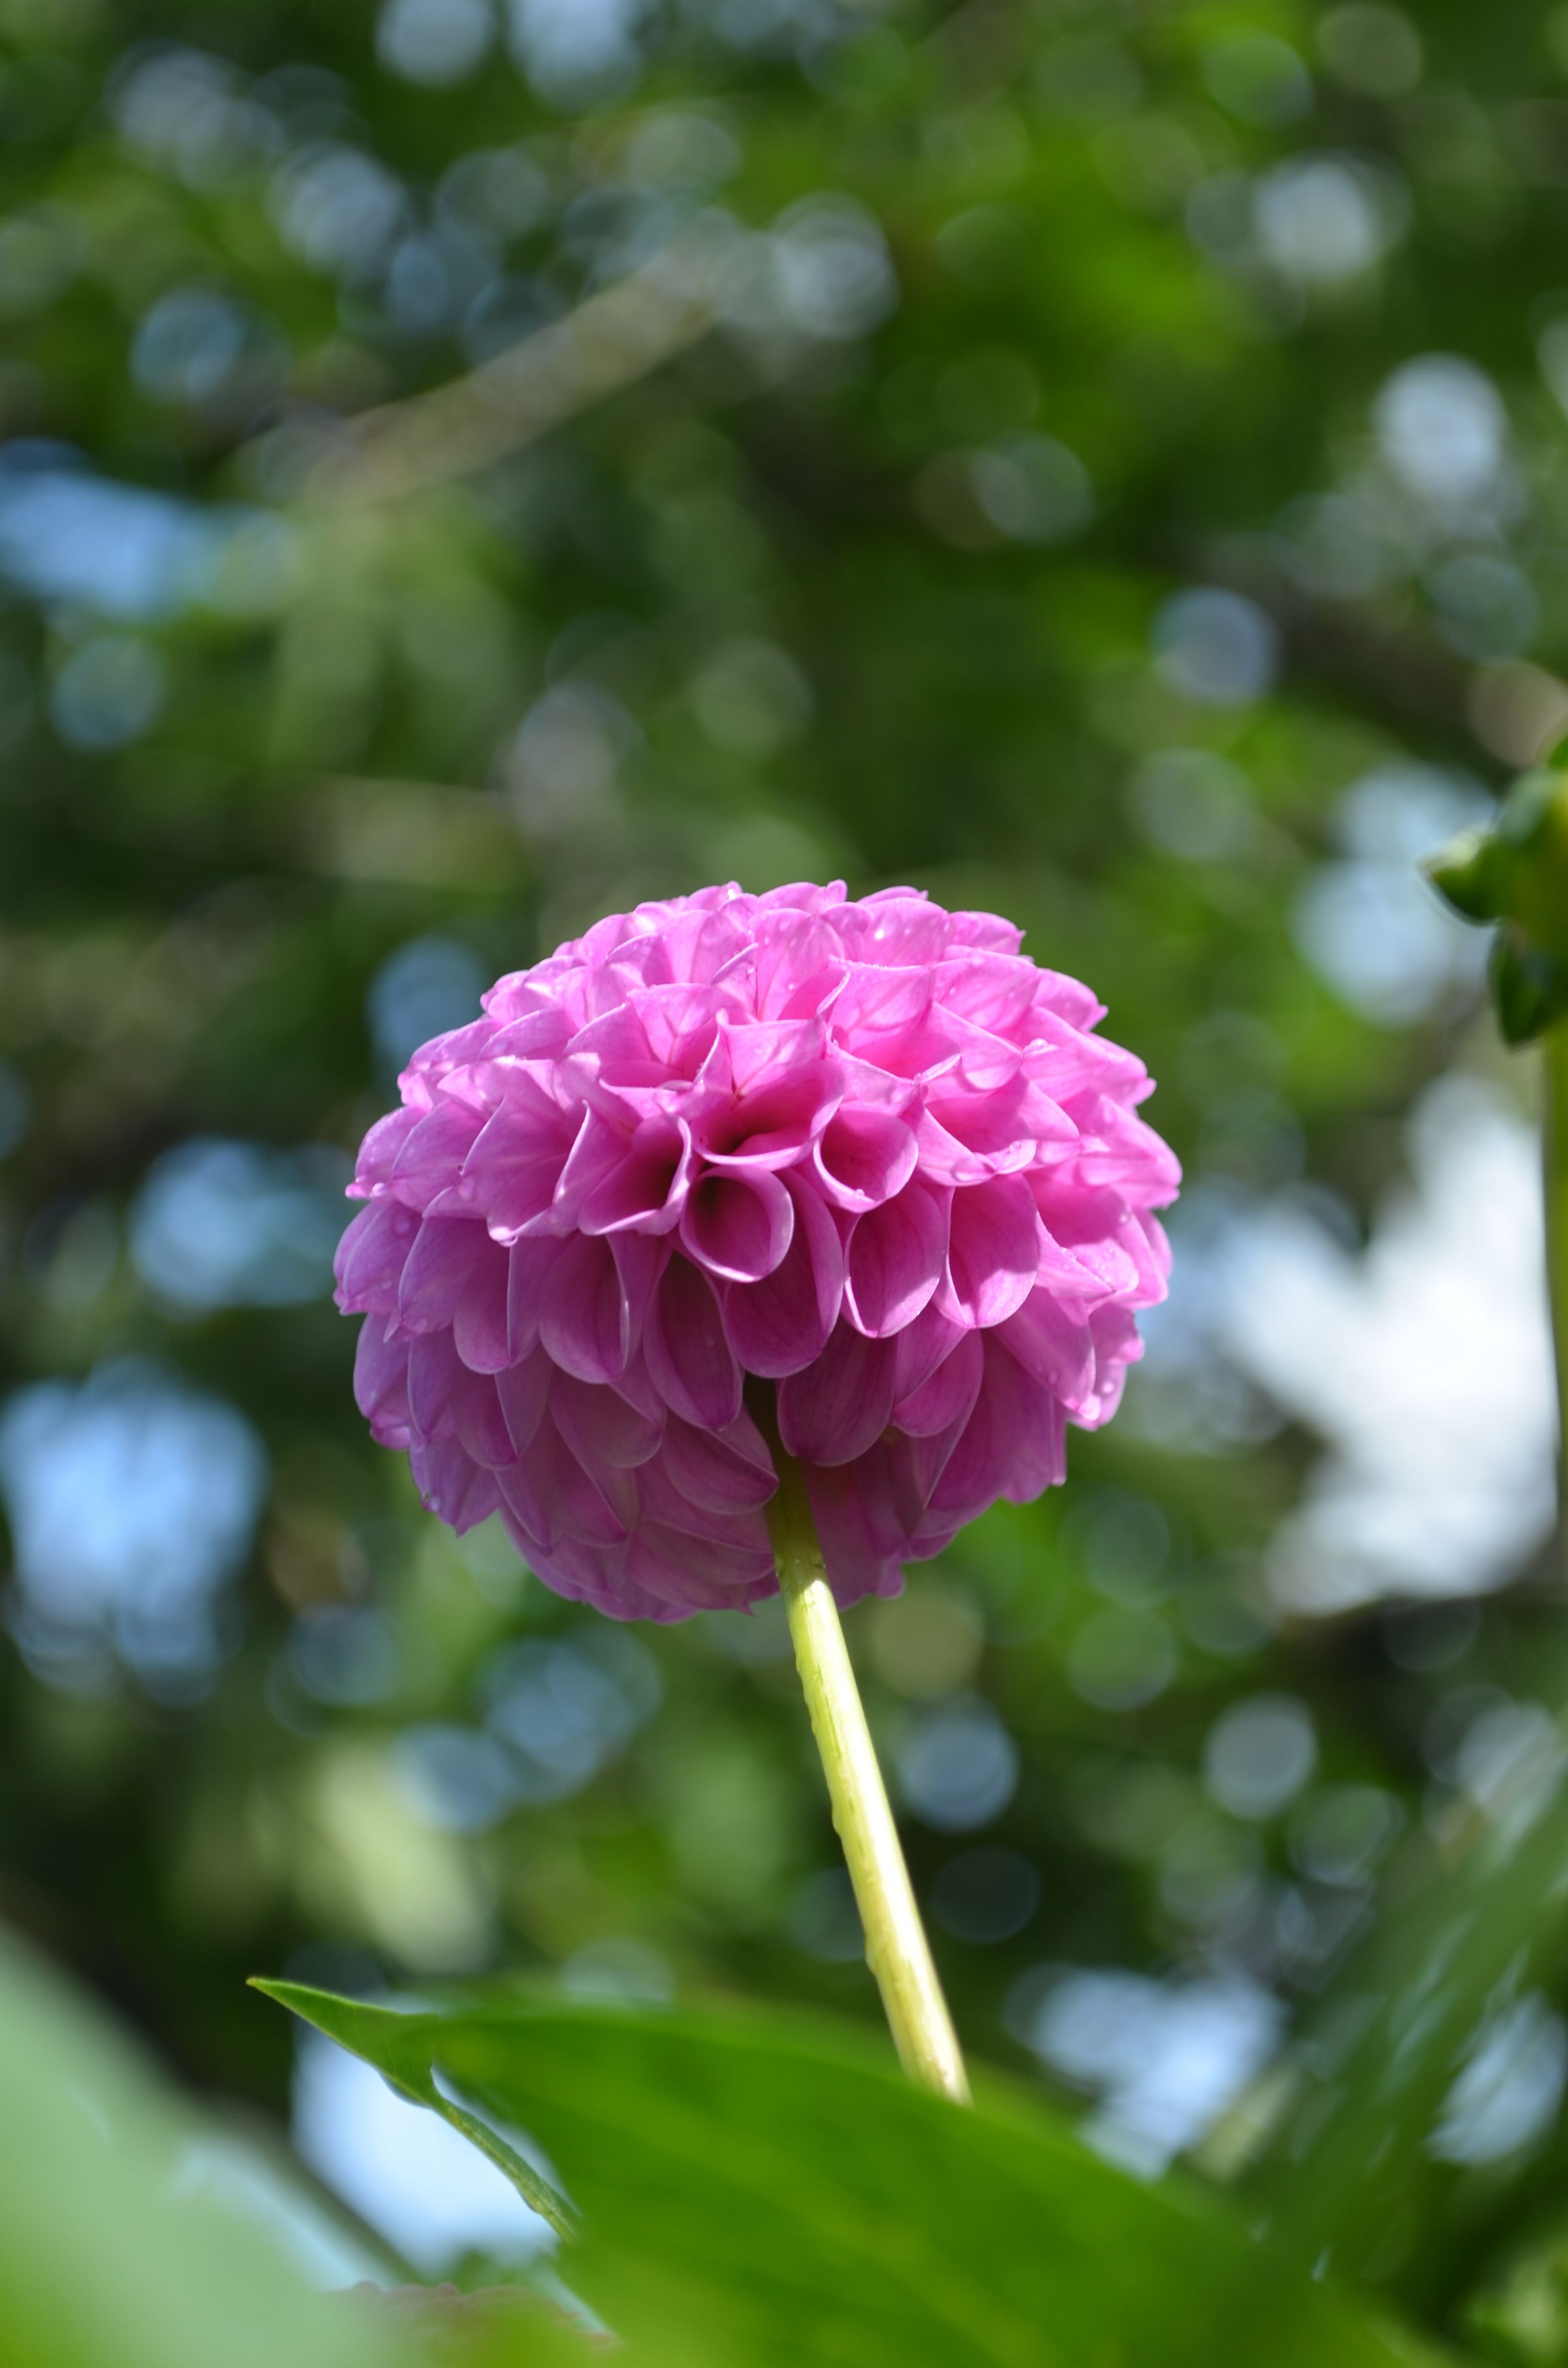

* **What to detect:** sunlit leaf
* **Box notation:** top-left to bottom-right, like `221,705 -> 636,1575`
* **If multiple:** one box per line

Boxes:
259,1982 -> 1456,2368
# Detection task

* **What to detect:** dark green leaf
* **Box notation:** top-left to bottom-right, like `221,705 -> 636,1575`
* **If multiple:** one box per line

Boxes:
1425,829 -> 1506,925
1490,932 -> 1568,1045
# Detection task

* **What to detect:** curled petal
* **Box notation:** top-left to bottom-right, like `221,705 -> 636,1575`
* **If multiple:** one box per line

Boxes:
466,1100 -> 578,1242
935,1174 -> 1039,1330
811,1104 -> 918,1213
721,1170 -> 845,1379
892,1300 -> 966,1403
679,1167 -> 794,1285
578,1114 -> 693,1235
695,1058 -> 841,1172
526,1414 -> 638,1547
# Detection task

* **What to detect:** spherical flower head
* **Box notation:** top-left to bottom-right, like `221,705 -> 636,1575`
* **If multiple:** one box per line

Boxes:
336,883 -> 1179,1621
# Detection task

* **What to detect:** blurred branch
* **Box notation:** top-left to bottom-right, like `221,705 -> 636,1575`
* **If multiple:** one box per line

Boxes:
308,216 -> 739,503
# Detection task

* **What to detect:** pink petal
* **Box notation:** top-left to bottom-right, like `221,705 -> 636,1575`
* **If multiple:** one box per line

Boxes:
606,1345 -> 666,1424
719,910 -> 845,1022
411,1438 -> 498,1533
721,1171 -> 845,1378
947,907 -> 1024,956
643,1254 -> 743,1430
777,1324 -> 900,1466
397,1215 -> 492,1334
829,962 -> 933,1043
496,1349 -> 553,1456
892,1326 -> 983,1437
620,1522 -> 775,1611
891,1301 -> 966,1402
996,1288 -> 1096,1415
637,1451 -> 768,1547
843,1176 -> 950,1338
389,1097 -> 487,1211
453,1245 -> 513,1372
335,1198 -> 416,1314
408,1330 -> 465,1440
659,1412 -> 778,1516
350,1106 -> 421,1200
679,1167 -> 794,1284
936,1174 -> 1039,1330
353,1315 -> 413,1447
465,1100 -> 578,1243
453,1370 -> 516,1468
695,1061 -> 841,1172
506,1236 -> 567,1361
930,1337 -> 1064,1519
529,1413 -> 638,1546
578,1114 -> 693,1234
552,1370 -> 663,1471
537,1233 -> 645,1383
811,1104 -> 918,1213
802,1453 -> 904,1605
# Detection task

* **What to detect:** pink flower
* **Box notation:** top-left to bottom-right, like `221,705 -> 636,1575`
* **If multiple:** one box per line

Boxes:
336,884 -> 1179,1620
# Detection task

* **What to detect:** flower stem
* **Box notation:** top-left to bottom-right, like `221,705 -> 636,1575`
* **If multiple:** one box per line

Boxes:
1546,1023 -> 1568,1574
763,1441 -> 970,2104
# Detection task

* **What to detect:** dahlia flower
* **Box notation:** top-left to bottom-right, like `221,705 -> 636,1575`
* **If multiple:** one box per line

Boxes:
335,882 -> 1178,1621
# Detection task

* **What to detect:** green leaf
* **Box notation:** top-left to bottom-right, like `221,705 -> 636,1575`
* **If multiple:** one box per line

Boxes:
1491,930 -> 1568,1045
257,1982 -> 1457,2368
1424,827 -> 1506,925
252,1981 -> 577,2243
0,1927 -> 395,2368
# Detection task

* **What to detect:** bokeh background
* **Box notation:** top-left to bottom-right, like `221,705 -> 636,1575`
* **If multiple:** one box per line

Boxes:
3,0 -> 1568,2338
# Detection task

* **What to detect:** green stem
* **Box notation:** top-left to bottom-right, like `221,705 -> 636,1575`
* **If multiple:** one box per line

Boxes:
1546,1023 -> 1568,1574
763,1439 -> 970,2105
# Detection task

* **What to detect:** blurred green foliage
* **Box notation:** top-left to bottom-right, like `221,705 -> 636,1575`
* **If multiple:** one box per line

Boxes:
5,0 -> 1568,2355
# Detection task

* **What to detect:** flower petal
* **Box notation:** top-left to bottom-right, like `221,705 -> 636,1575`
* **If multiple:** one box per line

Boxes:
644,1253 -> 743,1430
935,1174 -> 1039,1330
776,1323 -> 899,1466
679,1166 -> 794,1285
811,1104 -> 918,1213
335,1198 -> 415,1314
721,1172 -> 844,1379
843,1176 -> 950,1338
552,1370 -> 663,1471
